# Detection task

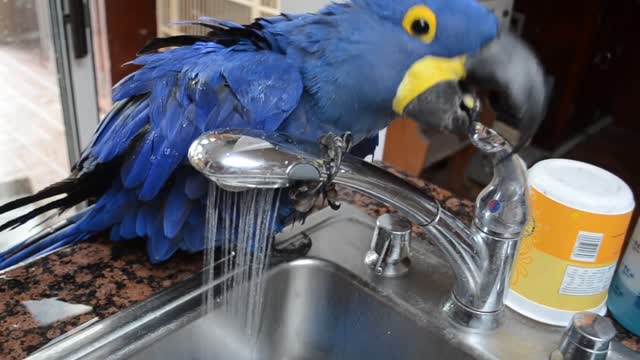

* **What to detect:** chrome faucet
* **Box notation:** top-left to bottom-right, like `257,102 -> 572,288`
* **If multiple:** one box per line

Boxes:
188,121 -> 529,331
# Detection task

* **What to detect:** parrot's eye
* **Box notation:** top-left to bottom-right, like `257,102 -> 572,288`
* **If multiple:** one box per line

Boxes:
403,5 -> 437,43
411,19 -> 430,35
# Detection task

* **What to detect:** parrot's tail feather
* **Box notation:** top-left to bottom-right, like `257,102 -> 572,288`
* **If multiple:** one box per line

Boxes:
0,115 -> 147,236
0,224 -> 89,270
0,195 -> 76,232
0,177 -> 90,232
0,180 -> 74,215
0,157 -> 125,233
137,17 -> 277,55
137,35 -> 211,55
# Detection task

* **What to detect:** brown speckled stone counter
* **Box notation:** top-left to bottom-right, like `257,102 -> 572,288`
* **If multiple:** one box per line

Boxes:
0,239 -> 202,359
0,169 -> 637,359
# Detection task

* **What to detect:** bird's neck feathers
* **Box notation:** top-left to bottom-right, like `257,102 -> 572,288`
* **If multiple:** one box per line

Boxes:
268,6 -> 404,141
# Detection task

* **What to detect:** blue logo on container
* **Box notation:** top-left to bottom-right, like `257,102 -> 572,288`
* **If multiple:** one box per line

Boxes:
488,199 -> 502,214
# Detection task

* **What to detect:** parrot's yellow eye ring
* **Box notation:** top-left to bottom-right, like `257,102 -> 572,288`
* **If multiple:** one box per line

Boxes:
403,5 -> 437,44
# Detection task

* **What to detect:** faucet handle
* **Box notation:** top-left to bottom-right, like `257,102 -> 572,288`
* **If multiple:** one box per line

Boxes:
552,312 -> 617,360
365,214 -> 412,277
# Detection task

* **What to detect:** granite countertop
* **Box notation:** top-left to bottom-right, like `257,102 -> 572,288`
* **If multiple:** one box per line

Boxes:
0,169 -> 638,359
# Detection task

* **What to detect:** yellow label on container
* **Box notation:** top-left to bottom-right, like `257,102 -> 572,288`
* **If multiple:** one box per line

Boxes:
510,187 -> 632,311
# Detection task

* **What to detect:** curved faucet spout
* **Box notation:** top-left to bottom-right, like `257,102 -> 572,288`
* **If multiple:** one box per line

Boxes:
188,127 -> 530,330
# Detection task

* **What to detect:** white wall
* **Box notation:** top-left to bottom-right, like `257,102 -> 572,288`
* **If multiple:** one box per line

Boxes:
281,0 -> 332,13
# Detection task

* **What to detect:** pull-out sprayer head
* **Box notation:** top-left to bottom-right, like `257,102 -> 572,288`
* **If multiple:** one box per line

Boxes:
188,130 -> 327,192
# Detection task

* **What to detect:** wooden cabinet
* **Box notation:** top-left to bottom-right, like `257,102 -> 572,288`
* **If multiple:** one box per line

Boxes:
572,0 -> 640,133
514,0 -> 604,150
515,0 -> 639,148
103,0 -> 158,85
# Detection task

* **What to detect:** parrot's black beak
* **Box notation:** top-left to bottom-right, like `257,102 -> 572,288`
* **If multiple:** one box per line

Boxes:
395,32 -> 546,152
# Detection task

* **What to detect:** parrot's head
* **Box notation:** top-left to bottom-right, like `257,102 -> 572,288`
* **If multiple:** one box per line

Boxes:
309,0 -> 546,151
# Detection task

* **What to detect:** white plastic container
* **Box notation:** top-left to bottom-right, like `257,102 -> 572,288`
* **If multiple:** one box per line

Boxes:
506,159 -> 635,326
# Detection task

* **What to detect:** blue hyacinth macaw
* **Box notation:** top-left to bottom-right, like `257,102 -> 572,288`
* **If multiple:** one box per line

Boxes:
0,0 -> 545,269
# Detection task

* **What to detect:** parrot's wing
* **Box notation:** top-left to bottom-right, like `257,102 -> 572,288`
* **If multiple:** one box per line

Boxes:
104,43 -> 304,200
0,38 -> 304,268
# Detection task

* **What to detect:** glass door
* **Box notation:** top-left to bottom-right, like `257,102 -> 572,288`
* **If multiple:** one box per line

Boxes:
0,0 -> 99,247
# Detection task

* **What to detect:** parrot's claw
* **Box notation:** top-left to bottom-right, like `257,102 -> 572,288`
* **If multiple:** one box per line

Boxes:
288,181 -> 340,214
289,182 -> 323,214
288,132 -> 350,217
323,183 -> 341,210
319,132 -> 353,182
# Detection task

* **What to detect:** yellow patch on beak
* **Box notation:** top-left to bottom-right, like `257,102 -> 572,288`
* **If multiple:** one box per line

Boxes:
392,56 -> 467,114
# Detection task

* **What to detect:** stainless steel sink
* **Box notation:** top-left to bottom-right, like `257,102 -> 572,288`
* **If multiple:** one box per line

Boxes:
28,204 -> 637,360
130,258 -> 471,360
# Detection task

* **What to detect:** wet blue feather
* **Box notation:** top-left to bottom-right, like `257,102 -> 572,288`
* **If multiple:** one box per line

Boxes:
187,203 -> 205,225
120,131 -> 155,188
97,104 -> 150,162
111,223 -> 123,241
136,205 -> 153,237
147,216 -> 179,263
163,174 -> 193,239
185,174 -> 207,200
120,207 -> 139,239
181,221 -> 205,253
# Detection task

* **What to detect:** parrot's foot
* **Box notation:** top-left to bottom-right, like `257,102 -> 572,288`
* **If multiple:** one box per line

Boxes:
319,132 -> 353,181
289,181 -> 341,214
270,232 -> 312,265
288,132 -> 352,214
289,182 -> 323,214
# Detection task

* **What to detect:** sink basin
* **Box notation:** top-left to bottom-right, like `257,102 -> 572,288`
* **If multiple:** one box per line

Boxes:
131,258 -> 471,360
28,204 -> 637,360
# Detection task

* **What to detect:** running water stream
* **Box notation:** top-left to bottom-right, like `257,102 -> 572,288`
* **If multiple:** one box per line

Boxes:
202,183 -> 282,348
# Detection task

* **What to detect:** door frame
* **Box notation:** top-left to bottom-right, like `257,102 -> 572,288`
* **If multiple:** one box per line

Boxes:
49,0 -> 100,164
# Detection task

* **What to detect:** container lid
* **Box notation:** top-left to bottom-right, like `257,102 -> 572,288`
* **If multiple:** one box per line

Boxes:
529,159 -> 635,215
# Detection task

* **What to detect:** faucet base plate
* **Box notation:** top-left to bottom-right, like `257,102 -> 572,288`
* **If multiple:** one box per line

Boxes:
443,296 -> 504,332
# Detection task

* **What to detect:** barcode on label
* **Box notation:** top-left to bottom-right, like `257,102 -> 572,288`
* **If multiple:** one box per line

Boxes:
570,231 -> 604,262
